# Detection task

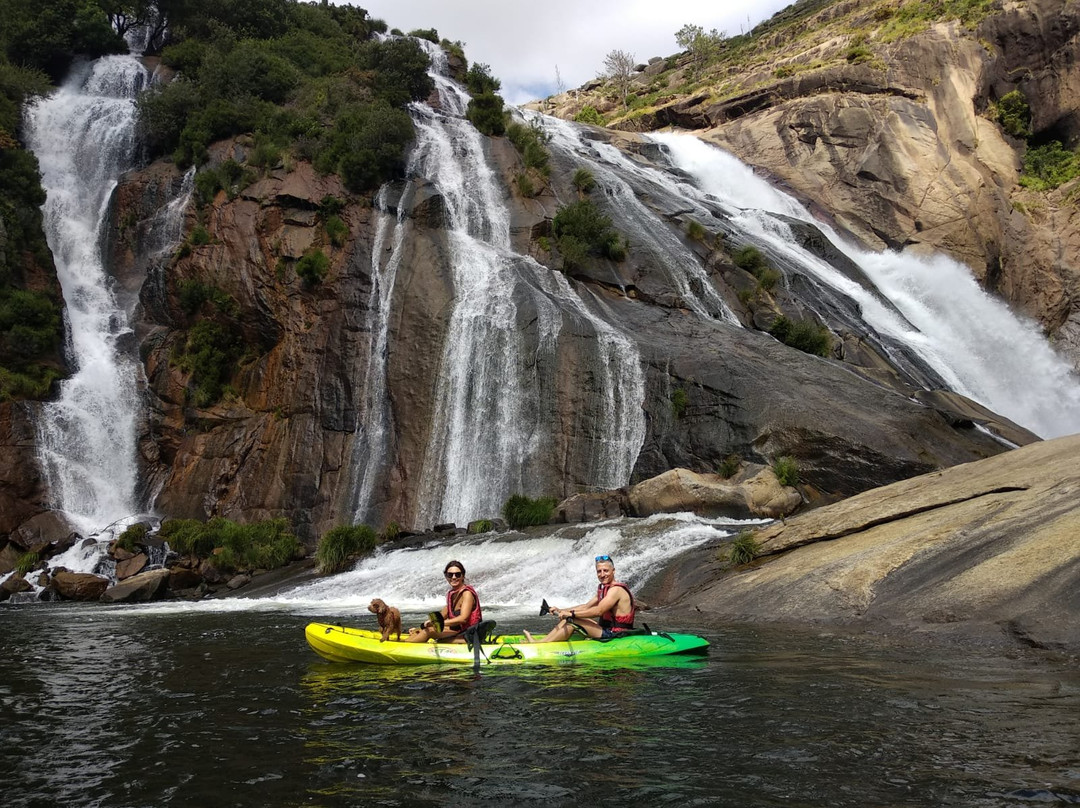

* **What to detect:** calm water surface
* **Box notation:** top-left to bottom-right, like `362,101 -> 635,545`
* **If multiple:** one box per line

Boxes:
1,605 -> 1077,807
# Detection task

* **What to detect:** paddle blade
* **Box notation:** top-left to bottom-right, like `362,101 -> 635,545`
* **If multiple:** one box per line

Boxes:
428,611 -> 444,633
539,599 -> 551,617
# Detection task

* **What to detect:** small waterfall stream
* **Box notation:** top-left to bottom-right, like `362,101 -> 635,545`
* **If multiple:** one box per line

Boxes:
24,54 -> 151,535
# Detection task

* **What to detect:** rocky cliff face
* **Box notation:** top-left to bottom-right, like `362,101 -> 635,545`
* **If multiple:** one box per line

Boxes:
538,0 -> 1080,370
98,117 -> 1018,540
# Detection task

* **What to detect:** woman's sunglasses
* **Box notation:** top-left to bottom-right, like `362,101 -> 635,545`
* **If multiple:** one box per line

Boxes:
445,571 -> 464,579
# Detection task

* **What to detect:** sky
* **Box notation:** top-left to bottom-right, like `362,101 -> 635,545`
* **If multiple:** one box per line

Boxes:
343,1 -> 794,105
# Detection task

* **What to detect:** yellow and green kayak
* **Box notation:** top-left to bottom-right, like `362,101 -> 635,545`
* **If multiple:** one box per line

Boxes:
305,622 -> 709,665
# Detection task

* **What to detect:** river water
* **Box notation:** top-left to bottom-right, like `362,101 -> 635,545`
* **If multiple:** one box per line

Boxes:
1,603 -> 1077,808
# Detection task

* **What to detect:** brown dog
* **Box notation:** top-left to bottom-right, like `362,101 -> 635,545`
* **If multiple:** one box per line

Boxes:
368,598 -> 402,642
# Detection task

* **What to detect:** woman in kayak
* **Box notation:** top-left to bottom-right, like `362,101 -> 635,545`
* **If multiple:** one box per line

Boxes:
405,559 -> 483,643
525,554 -> 635,642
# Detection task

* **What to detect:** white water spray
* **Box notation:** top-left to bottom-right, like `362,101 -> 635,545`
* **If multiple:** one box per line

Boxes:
652,133 -> 1080,439
25,55 -> 151,534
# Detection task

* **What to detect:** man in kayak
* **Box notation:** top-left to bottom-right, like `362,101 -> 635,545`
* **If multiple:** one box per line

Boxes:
525,554 -> 635,642
406,559 -> 483,643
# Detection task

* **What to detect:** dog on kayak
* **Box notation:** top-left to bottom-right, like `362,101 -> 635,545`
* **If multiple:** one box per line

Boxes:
368,598 -> 402,642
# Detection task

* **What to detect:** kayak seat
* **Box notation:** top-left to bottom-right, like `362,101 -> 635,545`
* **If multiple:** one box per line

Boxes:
463,619 -> 498,650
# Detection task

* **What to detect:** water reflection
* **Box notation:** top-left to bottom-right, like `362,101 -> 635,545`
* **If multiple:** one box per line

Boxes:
1,609 -> 1078,807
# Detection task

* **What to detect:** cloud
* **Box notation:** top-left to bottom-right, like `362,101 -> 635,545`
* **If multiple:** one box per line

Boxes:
342,0 -> 793,104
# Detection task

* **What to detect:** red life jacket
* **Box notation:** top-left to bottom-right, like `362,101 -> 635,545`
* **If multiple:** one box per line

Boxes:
446,583 -> 483,630
596,581 -> 635,630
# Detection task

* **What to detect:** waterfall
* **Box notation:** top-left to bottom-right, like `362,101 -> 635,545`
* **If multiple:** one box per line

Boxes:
533,113 -> 740,324
342,40 -> 646,528
24,54 -> 151,535
652,133 -> 1080,439
347,184 -> 410,523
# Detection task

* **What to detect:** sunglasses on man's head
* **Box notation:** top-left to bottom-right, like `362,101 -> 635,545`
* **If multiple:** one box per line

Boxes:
445,571 -> 464,578
595,555 -> 612,563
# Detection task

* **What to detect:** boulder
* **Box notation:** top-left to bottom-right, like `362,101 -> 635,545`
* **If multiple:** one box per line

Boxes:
101,569 -> 170,603
168,567 -> 203,590
51,570 -> 109,601
554,490 -> 630,524
115,552 -> 148,580
0,543 -> 20,575
226,573 -> 251,590
629,467 -> 801,519
1,574 -> 31,596
11,511 -> 75,554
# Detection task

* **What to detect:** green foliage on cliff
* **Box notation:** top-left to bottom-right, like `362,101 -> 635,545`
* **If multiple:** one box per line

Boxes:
992,90 -> 1031,139
769,315 -> 833,357
174,319 -> 240,407
772,456 -> 801,487
552,200 -> 626,270
1020,142 -> 1080,192
671,387 -> 689,419
295,248 -> 330,286
0,287 -> 64,401
117,522 -> 148,552
506,121 -> 550,175
136,0 -> 430,193
160,516 -> 302,571
723,531 -> 760,567
464,63 -> 506,136
316,524 -> 378,574
503,494 -> 558,529
574,106 -> 603,126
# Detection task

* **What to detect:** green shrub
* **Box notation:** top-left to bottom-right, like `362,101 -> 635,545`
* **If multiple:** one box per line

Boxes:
845,43 -> 874,64
506,121 -> 550,174
686,219 -> 706,241
503,494 -> 558,529
382,521 -> 401,541
553,200 -> 624,269
0,289 -> 62,368
733,244 -> 768,273
194,168 -> 223,205
117,523 -> 149,553
324,215 -> 348,247
516,172 -> 536,197
408,28 -> 440,43
724,531 -> 760,567
1020,141 -> 1080,191
772,456 -> 800,487
468,519 -> 494,534
756,267 -> 781,292
161,517 -> 301,572
994,90 -> 1031,139
465,62 -> 501,95
572,167 -> 596,194
671,387 -> 688,418
466,91 -> 506,136
15,552 -> 38,576
769,316 -> 832,357
574,106 -> 603,125
296,249 -> 330,286
189,225 -> 211,246
718,454 -> 741,478
316,524 -> 378,574
177,281 -> 235,316
175,319 -> 239,407
315,100 -> 415,192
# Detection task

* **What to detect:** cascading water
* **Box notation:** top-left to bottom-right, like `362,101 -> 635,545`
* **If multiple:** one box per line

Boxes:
651,133 -> 1080,439
346,183 -> 410,524
353,41 -> 647,528
533,112 -> 740,325
25,53 -> 152,535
